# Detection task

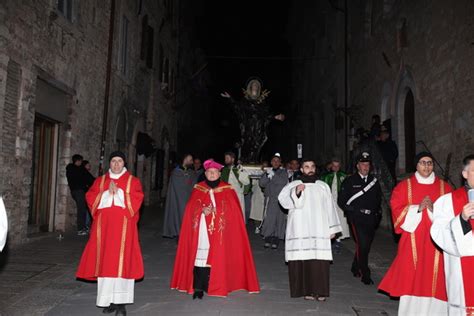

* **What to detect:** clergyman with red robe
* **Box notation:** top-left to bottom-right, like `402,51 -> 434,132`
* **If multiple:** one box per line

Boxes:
379,151 -> 452,314
432,154 -> 474,315
76,151 -> 144,316
171,159 -> 260,299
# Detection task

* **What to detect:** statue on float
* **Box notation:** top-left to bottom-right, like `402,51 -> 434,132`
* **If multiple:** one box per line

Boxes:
221,77 -> 285,164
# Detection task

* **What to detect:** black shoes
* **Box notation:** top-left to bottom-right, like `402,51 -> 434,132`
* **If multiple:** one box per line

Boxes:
103,304 -> 117,314
102,304 -> 126,315
193,290 -> 204,300
351,268 -> 361,278
361,277 -> 374,285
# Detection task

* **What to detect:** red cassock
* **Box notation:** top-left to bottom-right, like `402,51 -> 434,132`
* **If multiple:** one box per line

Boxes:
451,188 -> 474,308
170,181 -> 260,297
379,175 -> 452,299
76,171 -> 144,280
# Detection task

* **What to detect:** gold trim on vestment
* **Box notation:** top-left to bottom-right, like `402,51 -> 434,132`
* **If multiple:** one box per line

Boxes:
430,180 -> 445,296
411,233 -> 418,268
118,217 -> 128,278
432,249 -> 440,296
404,179 -> 418,269
125,175 -> 134,217
394,206 -> 410,228
95,213 -> 102,276
194,184 -> 233,193
407,178 -> 413,204
394,179 -> 413,228
92,175 -> 106,215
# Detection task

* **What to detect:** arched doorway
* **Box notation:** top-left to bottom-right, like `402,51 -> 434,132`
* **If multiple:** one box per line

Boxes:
394,68 -> 417,173
404,90 -> 416,172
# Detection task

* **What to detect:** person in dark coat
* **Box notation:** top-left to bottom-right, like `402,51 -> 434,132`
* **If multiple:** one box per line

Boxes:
66,154 -> 89,236
338,152 -> 382,285
259,153 -> 288,249
81,160 -> 96,231
162,154 -> 198,238
377,127 -> 399,180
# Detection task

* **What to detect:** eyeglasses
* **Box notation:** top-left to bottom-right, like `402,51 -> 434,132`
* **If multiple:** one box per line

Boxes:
418,160 -> 434,166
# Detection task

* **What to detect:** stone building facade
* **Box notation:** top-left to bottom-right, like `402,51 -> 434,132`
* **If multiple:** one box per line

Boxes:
287,0 -> 474,186
0,0 -> 182,246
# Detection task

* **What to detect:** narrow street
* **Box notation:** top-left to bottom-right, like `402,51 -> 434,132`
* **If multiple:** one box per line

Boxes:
0,205 -> 398,316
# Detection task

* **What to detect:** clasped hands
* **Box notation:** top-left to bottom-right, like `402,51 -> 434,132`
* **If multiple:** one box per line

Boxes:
418,196 -> 433,213
202,205 -> 216,216
108,181 -> 118,195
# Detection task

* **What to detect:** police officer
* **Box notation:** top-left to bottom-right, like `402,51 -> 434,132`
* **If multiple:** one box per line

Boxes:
338,152 -> 382,285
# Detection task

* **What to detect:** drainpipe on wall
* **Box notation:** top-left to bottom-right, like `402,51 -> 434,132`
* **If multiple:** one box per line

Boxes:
343,0 -> 349,168
98,0 -> 116,175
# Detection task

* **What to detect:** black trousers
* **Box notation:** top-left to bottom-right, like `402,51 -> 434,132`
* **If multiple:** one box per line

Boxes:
193,267 -> 210,292
350,219 -> 375,280
71,190 -> 88,231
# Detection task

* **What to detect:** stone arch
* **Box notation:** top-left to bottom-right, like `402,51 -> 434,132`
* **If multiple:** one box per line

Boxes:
128,116 -> 146,175
393,68 -> 417,173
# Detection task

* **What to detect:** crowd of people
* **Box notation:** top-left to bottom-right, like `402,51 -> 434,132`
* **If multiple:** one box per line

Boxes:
67,145 -> 474,315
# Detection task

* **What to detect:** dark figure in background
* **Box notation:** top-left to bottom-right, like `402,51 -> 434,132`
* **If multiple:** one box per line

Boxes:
221,77 -> 285,163
66,154 -> 89,236
163,154 -> 198,238
287,159 -> 302,182
338,152 -> 382,285
81,160 -> 96,231
369,115 -> 382,139
377,127 -> 399,180
259,153 -> 288,249
194,158 -> 205,183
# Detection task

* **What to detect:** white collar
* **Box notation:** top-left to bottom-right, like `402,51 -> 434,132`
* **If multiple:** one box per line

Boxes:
358,173 -> 368,179
109,167 -> 127,179
415,171 -> 435,184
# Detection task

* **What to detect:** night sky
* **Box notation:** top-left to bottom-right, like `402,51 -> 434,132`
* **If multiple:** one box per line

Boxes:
189,0 -> 291,163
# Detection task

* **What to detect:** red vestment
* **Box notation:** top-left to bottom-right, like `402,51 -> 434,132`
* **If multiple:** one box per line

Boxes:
451,188 -> 474,308
379,175 -> 452,299
76,171 -> 144,280
170,181 -> 260,297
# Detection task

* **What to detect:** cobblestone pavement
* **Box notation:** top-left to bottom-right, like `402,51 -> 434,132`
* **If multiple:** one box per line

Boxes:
0,205 -> 399,315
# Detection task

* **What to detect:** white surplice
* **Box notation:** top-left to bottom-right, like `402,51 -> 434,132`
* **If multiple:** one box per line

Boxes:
331,174 -> 350,240
431,191 -> 474,315
278,180 -> 342,262
250,181 -> 265,221
0,197 -> 7,252
227,169 -> 250,220
194,188 -> 215,267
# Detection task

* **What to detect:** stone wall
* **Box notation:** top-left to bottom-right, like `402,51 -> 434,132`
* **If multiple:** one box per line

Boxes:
0,0 -> 180,246
287,0 -> 474,185
0,0 -> 109,244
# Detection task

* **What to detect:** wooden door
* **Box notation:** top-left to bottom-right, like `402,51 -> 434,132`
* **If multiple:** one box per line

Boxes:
29,115 -> 57,232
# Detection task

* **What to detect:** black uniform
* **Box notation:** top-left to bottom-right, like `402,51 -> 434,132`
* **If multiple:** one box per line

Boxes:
338,172 -> 382,284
